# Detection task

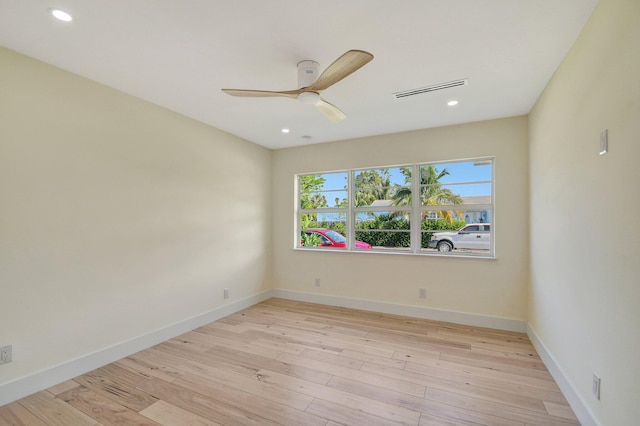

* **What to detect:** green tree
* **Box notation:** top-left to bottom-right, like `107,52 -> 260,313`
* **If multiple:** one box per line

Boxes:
299,174 -> 328,227
354,169 -> 391,207
300,175 -> 328,209
301,231 -> 323,247
392,166 -> 463,223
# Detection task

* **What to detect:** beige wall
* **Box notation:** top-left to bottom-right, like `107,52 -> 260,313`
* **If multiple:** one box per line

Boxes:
528,0 -> 640,423
272,117 -> 529,320
0,47 -> 272,385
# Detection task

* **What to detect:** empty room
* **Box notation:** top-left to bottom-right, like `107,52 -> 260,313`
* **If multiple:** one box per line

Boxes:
1,0 -> 638,425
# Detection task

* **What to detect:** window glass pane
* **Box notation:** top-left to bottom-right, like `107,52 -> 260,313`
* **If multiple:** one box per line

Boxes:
419,161 -> 492,206
424,161 -> 492,184
354,167 -> 410,207
301,212 -> 347,232
299,172 -> 348,209
422,183 -> 492,204
355,211 -> 411,250
421,214 -> 491,254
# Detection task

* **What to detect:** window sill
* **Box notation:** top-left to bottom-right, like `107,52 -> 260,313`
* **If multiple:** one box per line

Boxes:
294,247 -> 496,259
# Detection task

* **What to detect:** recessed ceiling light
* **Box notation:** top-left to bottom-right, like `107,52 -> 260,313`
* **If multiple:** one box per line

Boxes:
447,100 -> 459,107
50,8 -> 73,22
281,128 -> 290,134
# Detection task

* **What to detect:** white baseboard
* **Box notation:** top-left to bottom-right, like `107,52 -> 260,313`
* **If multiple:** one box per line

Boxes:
0,290 -> 274,407
527,323 -> 598,426
271,289 -> 527,333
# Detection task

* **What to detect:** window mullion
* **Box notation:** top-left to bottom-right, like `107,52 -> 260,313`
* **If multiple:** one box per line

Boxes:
410,164 -> 421,253
348,170 -> 355,250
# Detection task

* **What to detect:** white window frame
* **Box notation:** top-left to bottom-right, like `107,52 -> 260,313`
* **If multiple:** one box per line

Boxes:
296,157 -> 495,257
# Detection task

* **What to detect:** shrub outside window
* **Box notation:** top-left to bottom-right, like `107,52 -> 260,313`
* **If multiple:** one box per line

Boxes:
297,158 -> 493,257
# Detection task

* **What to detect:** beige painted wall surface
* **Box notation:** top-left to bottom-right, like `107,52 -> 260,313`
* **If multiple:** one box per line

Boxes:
272,117 -> 529,320
528,0 -> 640,423
0,47 -> 272,385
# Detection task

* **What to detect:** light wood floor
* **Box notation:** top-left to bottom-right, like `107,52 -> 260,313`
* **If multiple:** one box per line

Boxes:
0,298 -> 579,425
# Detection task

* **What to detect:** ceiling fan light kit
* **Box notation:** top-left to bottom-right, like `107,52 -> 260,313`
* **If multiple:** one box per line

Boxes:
298,91 -> 320,105
222,50 -> 374,123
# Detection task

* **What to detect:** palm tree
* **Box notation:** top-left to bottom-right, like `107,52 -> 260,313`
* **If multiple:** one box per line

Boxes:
299,174 -> 328,227
392,166 -> 463,222
354,169 -> 391,207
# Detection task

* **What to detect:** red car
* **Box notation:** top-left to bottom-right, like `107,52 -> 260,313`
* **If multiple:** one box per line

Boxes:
303,228 -> 372,249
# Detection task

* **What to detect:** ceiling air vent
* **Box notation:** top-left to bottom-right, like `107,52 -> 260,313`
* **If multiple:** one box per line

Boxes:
393,78 -> 469,100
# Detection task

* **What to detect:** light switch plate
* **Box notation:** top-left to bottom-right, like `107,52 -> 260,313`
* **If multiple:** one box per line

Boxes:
599,129 -> 608,155
592,372 -> 601,399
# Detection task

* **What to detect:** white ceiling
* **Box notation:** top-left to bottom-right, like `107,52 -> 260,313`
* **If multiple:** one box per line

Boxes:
0,1 -> 598,149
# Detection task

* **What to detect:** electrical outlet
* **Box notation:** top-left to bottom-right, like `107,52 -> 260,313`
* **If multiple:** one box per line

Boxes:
592,372 -> 601,400
0,345 -> 12,365
223,288 -> 229,299
314,278 -> 320,287
419,288 -> 427,299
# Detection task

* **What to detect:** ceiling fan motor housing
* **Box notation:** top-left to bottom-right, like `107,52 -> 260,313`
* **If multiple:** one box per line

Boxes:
297,60 -> 319,89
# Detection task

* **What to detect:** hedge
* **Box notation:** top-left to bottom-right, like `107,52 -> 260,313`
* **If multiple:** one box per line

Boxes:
310,215 -> 465,248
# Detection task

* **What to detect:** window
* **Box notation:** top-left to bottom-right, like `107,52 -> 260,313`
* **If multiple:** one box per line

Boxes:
297,158 -> 493,257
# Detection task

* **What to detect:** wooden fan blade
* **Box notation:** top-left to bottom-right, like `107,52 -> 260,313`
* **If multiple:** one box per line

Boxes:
315,98 -> 346,123
221,88 -> 302,99
307,50 -> 373,92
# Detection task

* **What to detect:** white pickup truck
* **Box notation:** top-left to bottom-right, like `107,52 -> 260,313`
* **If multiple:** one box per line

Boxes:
428,223 -> 491,252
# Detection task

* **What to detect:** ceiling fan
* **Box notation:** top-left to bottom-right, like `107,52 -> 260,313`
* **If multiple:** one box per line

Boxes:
222,50 -> 374,123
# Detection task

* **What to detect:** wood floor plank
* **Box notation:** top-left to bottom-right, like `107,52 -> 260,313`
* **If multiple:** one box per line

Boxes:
359,362 -> 549,414
326,375 -> 527,426
392,347 -> 443,364
400,354 -> 558,392
306,398 -> 407,426
2,299 -> 577,426
174,373 -> 326,426
439,351 -> 553,381
173,359 -> 315,411
256,368 -> 422,425
174,329 -> 282,359
543,401 -> 581,422
0,401 -> 49,426
143,344 -> 261,379
239,324 -> 353,355
251,336 -> 309,355
98,362 -> 153,387
138,378 -> 281,426
403,360 -> 568,404
115,352 -> 187,382
424,388 -> 579,426
301,347 -> 366,369
418,412 -> 469,425
140,400 -> 223,426
16,391 -> 97,426
240,322 -> 398,358
275,352 -> 427,397
341,348 -> 408,369
365,330 -> 472,352
58,385 -> 161,426
46,380 -> 81,396
73,366 -> 157,412
192,344 -> 335,385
